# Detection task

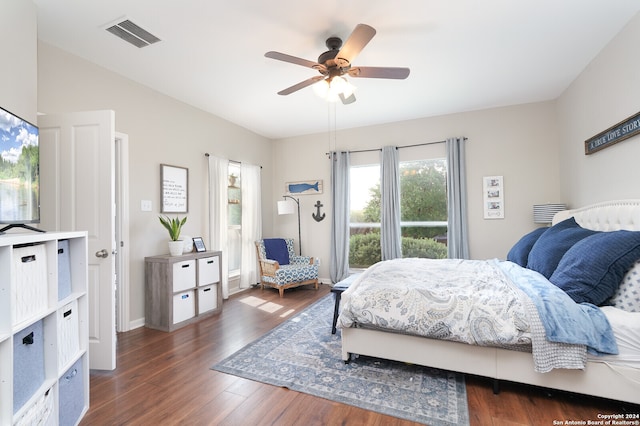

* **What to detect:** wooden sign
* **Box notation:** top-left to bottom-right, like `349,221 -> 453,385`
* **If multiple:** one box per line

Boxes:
585,111 -> 640,155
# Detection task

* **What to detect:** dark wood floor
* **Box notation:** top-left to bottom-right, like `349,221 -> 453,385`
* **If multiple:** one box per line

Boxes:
81,284 -> 638,425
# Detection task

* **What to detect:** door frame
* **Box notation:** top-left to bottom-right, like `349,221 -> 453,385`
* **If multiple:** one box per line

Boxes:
115,132 -> 130,332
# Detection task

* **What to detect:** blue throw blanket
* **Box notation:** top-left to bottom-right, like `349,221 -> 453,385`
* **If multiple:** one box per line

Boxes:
498,260 -> 618,355
263,238 -> 290,265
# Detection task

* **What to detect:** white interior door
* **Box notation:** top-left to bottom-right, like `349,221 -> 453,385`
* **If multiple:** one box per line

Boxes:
39,110 -> 117,370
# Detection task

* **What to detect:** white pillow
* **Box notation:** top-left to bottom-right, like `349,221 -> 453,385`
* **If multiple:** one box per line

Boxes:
609,260 -> 640,312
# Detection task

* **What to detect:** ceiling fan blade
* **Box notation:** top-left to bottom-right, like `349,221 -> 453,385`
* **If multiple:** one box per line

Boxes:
265,51 -> 327,73
335,24 -> 376,67
277,76 -> 325,96
348,66 -> 410,79
339,92 -> 356,105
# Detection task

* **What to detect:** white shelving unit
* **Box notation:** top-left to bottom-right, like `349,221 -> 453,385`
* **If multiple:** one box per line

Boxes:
0,231 -> 89,425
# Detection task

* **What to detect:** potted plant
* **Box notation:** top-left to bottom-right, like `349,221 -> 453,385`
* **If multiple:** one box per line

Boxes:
159,215 -> 187,256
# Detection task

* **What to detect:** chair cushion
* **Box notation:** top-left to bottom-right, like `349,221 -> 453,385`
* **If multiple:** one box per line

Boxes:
290,255 -> 312,265
269,264 -> 318,285
263,238 -> 290,265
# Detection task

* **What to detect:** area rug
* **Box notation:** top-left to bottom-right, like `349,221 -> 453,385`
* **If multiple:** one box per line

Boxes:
212,295 -> 469,425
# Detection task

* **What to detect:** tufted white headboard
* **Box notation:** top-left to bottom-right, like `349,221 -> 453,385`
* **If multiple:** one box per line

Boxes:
552,199 -> 640,232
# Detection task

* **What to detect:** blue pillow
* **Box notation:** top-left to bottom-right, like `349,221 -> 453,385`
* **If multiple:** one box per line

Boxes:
507,227 -> 547,267
263,238 -> 290,265
550,230 -> 640,305
527,217 -> 598,278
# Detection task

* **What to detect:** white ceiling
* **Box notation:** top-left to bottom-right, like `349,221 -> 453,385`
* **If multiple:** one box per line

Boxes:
34,1 -> 640,140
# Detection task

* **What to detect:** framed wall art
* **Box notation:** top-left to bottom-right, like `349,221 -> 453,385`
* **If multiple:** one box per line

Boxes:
585,111 -> 640,155
161,164 -> 188,213
285,180 -> 323,195
483,175 -> 504,219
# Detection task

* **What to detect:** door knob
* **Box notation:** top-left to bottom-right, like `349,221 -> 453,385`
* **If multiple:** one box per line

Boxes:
95,249 -> 109,258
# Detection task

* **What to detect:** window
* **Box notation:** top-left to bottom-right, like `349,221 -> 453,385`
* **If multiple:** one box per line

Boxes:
349,159 -> 448,268
228,163 -> 241,275
349,164 -> 380,268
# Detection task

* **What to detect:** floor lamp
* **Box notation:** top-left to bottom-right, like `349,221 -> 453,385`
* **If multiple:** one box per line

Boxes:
277,195 -> 302,255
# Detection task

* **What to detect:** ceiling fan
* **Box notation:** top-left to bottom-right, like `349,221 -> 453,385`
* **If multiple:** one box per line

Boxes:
265,24 -> 410,104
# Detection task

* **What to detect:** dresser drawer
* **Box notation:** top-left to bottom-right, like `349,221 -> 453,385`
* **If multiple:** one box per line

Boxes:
173,291 -> 195,324
13,244 -> 48,325
59,357 -> 85,426
197,256 -> 220,286
172,260 -> 196,292
58,300 -> 80,371
58,239 -> 72,301
197,284 -> 218,314
14,320 -> 45,414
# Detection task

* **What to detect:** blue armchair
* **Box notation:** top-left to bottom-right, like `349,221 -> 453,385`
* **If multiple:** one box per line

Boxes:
255,238 -> 319,297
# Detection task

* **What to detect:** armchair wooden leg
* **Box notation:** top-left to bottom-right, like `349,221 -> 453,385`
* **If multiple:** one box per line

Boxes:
279,287 -> 284,298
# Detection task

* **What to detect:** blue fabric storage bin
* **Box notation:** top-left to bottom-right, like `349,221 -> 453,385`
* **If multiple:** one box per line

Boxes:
59,356 -> 85,426
58,239 -> 72,301
13,319 -> 45,414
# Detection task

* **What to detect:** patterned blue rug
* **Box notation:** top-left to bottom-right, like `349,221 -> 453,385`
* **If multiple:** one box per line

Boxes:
212,295 -> 469,425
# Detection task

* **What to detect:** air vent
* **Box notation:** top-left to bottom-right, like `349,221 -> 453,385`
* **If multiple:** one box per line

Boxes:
105,19 -> 160,48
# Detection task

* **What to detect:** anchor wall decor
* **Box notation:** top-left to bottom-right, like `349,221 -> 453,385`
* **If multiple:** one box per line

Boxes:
312,200 -> 325,222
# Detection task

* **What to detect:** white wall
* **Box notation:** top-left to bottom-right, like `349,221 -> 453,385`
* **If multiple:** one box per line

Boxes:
272,12 -> 640,274
37,42 -> 273,326
557,12 -> 640,207
8,1 -> 638,323
273,101 -> 562,275
0,0 -> 37,122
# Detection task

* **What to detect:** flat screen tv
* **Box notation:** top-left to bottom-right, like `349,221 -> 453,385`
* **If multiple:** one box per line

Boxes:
0,106 -> 42,233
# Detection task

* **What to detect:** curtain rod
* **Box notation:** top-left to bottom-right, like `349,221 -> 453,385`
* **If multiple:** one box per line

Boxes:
325,137 -> 467,156
204,153 -> 261,168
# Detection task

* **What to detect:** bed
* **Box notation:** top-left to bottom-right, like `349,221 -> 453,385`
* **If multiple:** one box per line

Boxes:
337,199 -> 640,405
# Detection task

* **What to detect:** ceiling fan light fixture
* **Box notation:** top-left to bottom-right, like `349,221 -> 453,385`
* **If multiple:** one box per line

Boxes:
326,78 -> 343,102
313,79 -> 330,98
332,76 -> 353,97
265,23 -> 408,103
343,80 -> 356,98
313,76 -> 355,102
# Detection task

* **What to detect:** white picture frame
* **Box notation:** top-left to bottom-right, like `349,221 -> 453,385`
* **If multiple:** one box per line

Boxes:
483,175 -> 504,219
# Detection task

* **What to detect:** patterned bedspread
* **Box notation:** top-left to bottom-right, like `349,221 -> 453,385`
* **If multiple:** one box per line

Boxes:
337,258 -> 616,371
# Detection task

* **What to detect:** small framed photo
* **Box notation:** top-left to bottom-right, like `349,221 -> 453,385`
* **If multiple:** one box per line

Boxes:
483,175 -> 505,219
193,237 -> 206,252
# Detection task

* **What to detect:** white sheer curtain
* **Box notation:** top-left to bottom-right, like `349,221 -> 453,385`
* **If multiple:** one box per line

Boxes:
380,146 -> 402,260
240,163 -> 262,289
208,155 -> 230,298
446,137 -> 470,259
